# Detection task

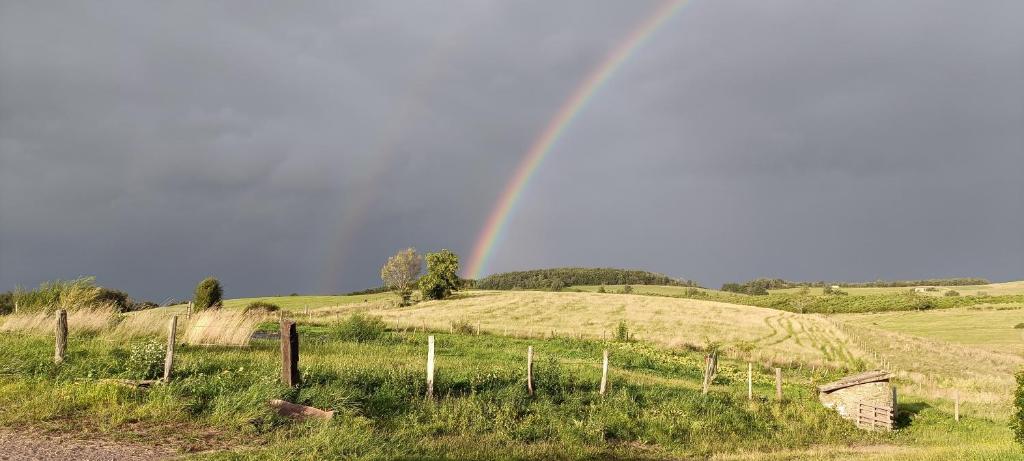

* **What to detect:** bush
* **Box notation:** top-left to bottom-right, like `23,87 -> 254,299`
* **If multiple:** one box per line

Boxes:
451,319 -> 475,335
121,339 -> 165,380
622,285 -> 633,294
243,301 -> 281,314
615,321 -> 630,342
333,313 -> 387,342
550,278 -> 565,292
1014,323 -> 1024,329
0,291 -> 13,315
194,277 -> 223,311
597,285 -> 606,293
915,298 -> 935,311
944,290 -> 960,297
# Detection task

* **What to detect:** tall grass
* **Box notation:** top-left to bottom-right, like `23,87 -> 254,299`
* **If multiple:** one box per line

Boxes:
0,307 -> 117,335
183,310 -> 266,346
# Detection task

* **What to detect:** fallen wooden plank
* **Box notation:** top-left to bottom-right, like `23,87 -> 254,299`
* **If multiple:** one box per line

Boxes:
268,399 -> 334,421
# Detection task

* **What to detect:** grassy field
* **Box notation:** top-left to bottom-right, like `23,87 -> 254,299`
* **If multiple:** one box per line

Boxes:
770,281 -> 1024,297
0,320 -> 1018,460
1,285 -> 1021,459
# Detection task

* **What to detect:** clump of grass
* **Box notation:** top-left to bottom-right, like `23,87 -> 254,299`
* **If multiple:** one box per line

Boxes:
183,310 -> 264,346
451,319 -> 475,335
242,300 -> 281,314
1014,323 -> 1024,329
945,290 -> 960,297
615,320 -> 631,342
0,306 -> 118,335
332,313 -> 387,342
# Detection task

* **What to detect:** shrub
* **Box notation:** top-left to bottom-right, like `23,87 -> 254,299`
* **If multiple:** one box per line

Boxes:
0,291 -> 13,315
615,321 -> 630,342
451,319 -> 475,335
1014,323 -> 1024,329
597,285 -> 606,293
550,278 -> 565,292
333,313 -> 387,342
915,298 -> 935,311
419,250 -> 460,300
622,285 -> 633,294
194,277 -> 223,311
243,301 -> 281,314
121,339 -> 165,380
944,290 -> 960,297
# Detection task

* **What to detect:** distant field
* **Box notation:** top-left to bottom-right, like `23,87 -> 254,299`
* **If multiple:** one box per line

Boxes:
221,292 -> 396,311
771,281 -> 1024,297
839,306 -> 1024,354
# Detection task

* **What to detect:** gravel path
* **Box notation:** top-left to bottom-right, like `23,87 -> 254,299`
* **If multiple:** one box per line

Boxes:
0,430 -> 178,461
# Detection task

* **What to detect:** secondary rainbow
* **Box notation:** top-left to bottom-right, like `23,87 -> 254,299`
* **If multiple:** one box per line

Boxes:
466,0 -> 687,279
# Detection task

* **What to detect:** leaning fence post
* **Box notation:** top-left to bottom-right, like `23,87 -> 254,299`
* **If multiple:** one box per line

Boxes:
426,335 -> 435,399
527,346 -> 534,396
774,367 -> 783,401
54,309 -> 68,364
163,315 -> 177,382
600,349 -> 609,396
280,320 -> 299,387
747,363 -> 753,400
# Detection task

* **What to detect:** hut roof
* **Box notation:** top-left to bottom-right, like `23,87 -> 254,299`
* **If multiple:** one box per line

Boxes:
817,370 -> 892,393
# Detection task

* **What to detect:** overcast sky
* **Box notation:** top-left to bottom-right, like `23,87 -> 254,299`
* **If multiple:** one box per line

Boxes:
2,0 -> 1022,301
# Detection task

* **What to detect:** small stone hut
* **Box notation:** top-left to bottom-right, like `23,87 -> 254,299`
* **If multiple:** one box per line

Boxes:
817,370 -> 895,431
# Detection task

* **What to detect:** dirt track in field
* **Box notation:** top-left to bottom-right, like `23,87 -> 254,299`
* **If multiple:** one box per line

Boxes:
0,430 -> 178,461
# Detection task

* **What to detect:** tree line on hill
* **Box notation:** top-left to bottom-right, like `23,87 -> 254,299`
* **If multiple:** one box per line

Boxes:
474,267 -> 698,291
720,277 -> 991,295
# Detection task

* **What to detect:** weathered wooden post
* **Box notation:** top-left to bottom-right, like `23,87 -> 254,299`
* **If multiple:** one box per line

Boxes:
775,368 -> 783,401
280,320 -> 299,387
186,301 -> 193,319
476,321 -> 481,336
600,349 -> 609,396
54,309 -> 68,364
526,346 -> 534,396
163,315 -> 177,382
426,335 -> 435,399
702,352 -> 718,395
954,389 -> 960,422
747,363 -> 753,400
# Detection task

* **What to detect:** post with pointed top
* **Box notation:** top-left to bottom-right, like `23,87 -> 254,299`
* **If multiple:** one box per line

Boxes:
163,315 -> 177,382
426,335 -> 435,399
526,345 -> 534,396
54,309 -> 68,364
599,349 -> 609,396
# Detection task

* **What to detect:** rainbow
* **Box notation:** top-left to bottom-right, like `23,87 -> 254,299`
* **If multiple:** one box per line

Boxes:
466,0 -> 686,279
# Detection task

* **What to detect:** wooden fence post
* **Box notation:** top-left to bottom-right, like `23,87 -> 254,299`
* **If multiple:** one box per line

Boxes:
476,322 -> 481,336
775,368 -> 782,401
280,320 -> 299,387
954,389 -> 960,422
187,301 -> 193,319
600,349 -> 609,396
527,346 -> 534,396
163,315 -> 177,382
426,335 -> 435,399
747,363 -> 753,400
54,309 -> 68,364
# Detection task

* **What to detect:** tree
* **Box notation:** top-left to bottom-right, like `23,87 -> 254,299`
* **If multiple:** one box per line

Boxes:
380,248 -> 423,306
194,277 -> 223,310
419,249 -> 460,300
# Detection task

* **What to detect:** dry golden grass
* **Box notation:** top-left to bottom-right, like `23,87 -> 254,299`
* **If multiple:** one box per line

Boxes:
181,309 -> 266,346
0,307 -> 117,335
364,291 -> 867,368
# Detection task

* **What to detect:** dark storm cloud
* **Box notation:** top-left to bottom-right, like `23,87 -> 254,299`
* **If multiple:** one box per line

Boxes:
1,1 -> 1021,300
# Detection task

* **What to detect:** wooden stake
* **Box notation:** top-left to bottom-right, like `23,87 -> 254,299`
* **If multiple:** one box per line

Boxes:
526,346 -> 534,396
163,315 -> 177,382
954,389 -> 960,422
600,349 -> 609,396
476,322 -> 481,336
54,309 -> 67,364
280,320 -> 299,387
426,335 -> 435,399
747,363 -> 753,400
775,368 -> 782,401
